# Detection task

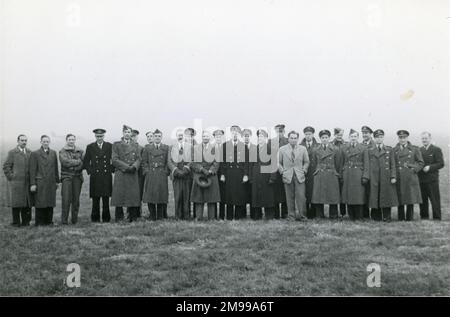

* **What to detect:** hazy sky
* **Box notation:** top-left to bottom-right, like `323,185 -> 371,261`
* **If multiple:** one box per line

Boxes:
1,0 -> 449,147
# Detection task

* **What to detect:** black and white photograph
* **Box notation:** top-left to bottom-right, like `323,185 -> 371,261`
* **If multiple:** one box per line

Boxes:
0,0 -> 449,302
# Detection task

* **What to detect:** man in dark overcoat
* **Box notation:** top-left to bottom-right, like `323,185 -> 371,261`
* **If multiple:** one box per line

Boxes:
300,126 -> 319,218
83,128 -> 113,222
331,128 -> 347,217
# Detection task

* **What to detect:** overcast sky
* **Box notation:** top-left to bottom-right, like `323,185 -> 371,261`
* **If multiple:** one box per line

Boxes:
1,0 -> 449,148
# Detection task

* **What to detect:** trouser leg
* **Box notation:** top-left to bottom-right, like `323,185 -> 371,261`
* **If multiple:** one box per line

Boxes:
102,197 -> 111,222
207,203 -> 216,220
253,207 -> 262,220
194,203 -> 204,220
284,182 -> 296,220
265,207 -> 275,220
235,205 -> 246,219
147,204 -> 156,221
294,180 -> 306,219
315,204 -> 325,219
281,202 -> 288,219
128,207 -> 138,222
398,205 -> 405,221
46,207 -> 54,225
382,207 -> 391,221
61,178 -> 71,224
226,205 -> 234,220
371,208 -> 382,221
219,203 -> 226,220
428,181 -> 441,220
406,204 -> 414,221
274,203 -> 280,219
20,207 -> 31,226
419,182 -> 430,219
115,206 -> 124,221
156,204 -> 165,220
91,197 -> 101,222
35,208 -> 43,226
12,208 -> 20,226
181,179 -> 191,219
329,204 -> 338,219
71,176 -> 82,224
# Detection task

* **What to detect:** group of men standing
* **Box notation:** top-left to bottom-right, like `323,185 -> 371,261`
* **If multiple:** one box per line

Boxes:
2,123 -> 445,227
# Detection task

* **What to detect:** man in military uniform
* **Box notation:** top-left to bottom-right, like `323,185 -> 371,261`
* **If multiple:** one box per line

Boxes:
3,134 -> 32,227
168,129 -> 192,220
361,126 -> 375,219
340,129 -> 370,220
418,132 -> 444,220
146,131 -> 154,145
368,130 -> 398,221
242,128 -> 257,219
331,128 -> 347,217
213,129 -> 226,219
111,125 -> 142,222
311,130 -> 342,219
184,127 -> 197,218
394,130 -> 424,221
220,125 -> 249,220
29,135 -> 60,226
132,129 -> 145,218
83,129 -> 113,222
269,124 -> 289,219
300,126 -> 318,218
142,129 -> 170,220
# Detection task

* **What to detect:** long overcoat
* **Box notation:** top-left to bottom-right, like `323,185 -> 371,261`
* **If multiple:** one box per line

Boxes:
393,142 -> 424,205
268,136 -> 288,203
341,143 -> 370,205
141,143 -> 170,204
368,145 -> 399,208
83,142 -> 114,197
111,140 -> 141,207
3,147 -> 33,208
311,145 -> 342,204
300,138 -> 319,202
29,148 -> 60,208
190,143 -> 221,203
248,144 -> 277,208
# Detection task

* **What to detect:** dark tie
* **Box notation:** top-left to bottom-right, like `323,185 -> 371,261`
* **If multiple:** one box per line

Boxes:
378,145 -> 381,152
179,146 -> 183,155
323,145 -> 326,151
291,150 -> 295,161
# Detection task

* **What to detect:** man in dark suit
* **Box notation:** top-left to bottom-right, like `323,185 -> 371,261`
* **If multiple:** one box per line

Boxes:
361,126 -> 375,219
300,126 -> 318,218
83,129 -> 114,222
418,132 -> 444,220
132,129 -> 145,218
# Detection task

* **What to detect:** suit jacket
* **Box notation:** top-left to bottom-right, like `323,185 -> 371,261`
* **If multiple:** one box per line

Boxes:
167,141 -> 193,180
418,144 -> 444,183
278,144 -> 310,184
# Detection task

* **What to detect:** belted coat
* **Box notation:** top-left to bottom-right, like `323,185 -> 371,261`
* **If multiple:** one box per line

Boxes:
340,143 -> 370,205
311,144 -> 342,204
141,143 -> 170,204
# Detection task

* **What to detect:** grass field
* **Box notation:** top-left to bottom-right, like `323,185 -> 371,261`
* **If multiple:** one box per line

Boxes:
1,140 -> 449,296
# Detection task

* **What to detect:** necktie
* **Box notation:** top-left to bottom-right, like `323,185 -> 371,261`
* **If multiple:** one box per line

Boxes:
378,145 -> 381,152
323,145 -> 326,151
291,149 -> 295,161
179,145 -> 183,155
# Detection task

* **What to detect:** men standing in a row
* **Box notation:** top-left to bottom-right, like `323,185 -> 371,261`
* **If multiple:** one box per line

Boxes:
220,125 -> 249,220
300,126 -> 318,218
269,124 -> 288,219
132,129 -> 145,218
311,130 -> 341,219
278,131 -> 309,221
368,130 -> 398,221
190,130 -> 221,220
248,129 -> 277,220
394,130 -> 424,221
142,129 -> 170,220
29,135 -> 60,226
340,129 -> 369,220
213,129 -> 226,219
3,134 -> 32,227
83,128 -> 113,223
331,128 -> 347,217
168,129 -> 193,220
418,132 -> 444,220
111,125 -> 142,222
59,134 -> 84,225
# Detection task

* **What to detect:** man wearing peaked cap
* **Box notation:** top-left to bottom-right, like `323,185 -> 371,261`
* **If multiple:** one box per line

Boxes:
212,129 -> 226,219
242,128 -> 257,219
331,127 -> 348,217
257,129 -> 268,138
111,125 -> 141,222
394,129 -> 424,221
367,129 -> 398,221
131,129 -> 144,219
268,124 -> 289,218
213,129 -> 225,137
319,129 -> 331,137
300,126 -> 318,218
83,128 -> 113,223
361,126 -> 375,219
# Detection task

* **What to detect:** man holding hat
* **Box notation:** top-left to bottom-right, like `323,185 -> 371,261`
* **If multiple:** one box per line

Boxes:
361,126 -> 375,219
367,129 -> 398,221
111,125 -> 142,222
168,129 -> 193,220
340,129 -> 370,220
213,129 -> 226,219
311,130 -> 342,219
190,130 -> 221,220
220,125 -> 249,220
132,129 -> 145,218
332,128 -> 348,217
300,126 -> 319,218
268,124 -> 289,219
393,130 -> 424,221
83,128 -> 114,222
142,129 -> 170,220
242,128 -> 258,219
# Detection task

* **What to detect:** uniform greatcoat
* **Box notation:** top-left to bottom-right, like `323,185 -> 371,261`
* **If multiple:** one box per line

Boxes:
190,143 -> 221,203
340,143 -> 369,205
248,144 -> 277,208
141,143 -> 170,204
311,144 -> 342,204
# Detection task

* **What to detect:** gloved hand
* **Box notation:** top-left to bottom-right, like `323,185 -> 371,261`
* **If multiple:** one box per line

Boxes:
361,177 -> 369,185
